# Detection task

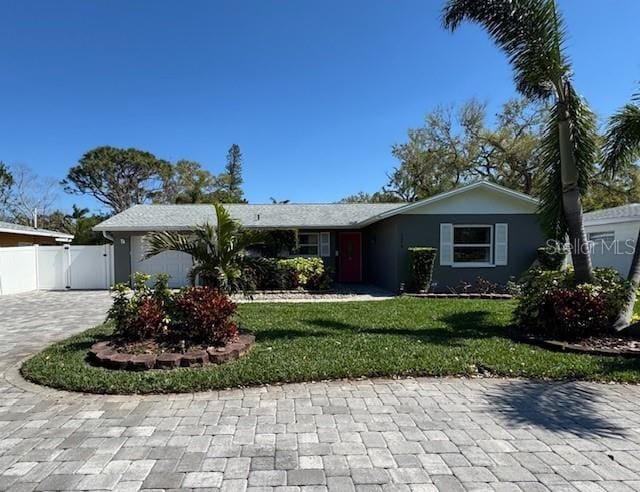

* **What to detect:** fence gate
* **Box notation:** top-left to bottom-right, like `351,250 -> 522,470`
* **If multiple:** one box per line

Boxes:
37,244 -> 114,290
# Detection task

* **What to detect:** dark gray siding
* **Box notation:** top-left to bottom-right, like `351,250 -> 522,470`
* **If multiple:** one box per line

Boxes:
365,214 -> 543,292
363,219 -> 400,290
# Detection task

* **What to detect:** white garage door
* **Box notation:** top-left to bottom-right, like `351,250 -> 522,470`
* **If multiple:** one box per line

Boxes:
130,236 -> 193,288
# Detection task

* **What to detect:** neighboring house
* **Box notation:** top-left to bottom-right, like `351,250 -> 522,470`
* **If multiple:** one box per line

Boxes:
584,204 -> 640,277
94,181 -> 544,292
0,221 -> 73,247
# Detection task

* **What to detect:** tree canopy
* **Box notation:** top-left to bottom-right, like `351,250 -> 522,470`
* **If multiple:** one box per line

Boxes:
62,146 -> 171,213
342,97 -> 640,211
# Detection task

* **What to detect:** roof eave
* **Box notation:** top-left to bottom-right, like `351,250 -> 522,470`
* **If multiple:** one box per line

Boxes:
0,227 -> 74,240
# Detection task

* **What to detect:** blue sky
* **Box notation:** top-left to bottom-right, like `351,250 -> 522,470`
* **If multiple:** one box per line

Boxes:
1,0 -> 639,213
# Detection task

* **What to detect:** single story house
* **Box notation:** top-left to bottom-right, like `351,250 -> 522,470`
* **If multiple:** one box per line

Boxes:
94,181 -> 545,292
584,204 -> 640,277
0,221 -> 73,247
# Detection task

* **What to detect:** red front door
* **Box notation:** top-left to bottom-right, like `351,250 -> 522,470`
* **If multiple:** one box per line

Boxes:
338,232 -> 362,282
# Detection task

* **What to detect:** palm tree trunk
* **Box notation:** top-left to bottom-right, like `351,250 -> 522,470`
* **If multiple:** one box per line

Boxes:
557,99 -> 594,284
613,227 -> 640,331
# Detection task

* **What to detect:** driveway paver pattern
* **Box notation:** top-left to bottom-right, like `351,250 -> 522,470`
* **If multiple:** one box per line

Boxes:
1,291 -> 640,491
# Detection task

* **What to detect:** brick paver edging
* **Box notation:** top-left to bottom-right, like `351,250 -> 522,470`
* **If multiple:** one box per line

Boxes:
89,333 -> 255,371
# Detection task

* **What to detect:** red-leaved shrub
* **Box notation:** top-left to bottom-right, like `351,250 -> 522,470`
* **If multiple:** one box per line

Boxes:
126,297 -> 166,341
173,287 -> 238,345
540,287 -> 609,340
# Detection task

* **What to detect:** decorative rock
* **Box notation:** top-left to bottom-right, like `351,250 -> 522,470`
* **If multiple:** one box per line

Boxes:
156,352 -> 182,369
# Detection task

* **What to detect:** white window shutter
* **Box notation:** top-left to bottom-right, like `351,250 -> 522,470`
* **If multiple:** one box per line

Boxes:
495,223 -> 508,265
439,223 -> 453,265
320,232 -> 331,257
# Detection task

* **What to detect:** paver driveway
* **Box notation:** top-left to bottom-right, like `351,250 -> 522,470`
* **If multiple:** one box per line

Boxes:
1,292 -> 640,491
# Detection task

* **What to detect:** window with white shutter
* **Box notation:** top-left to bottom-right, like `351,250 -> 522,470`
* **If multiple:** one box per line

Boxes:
320,232 -> 331,257
440,223 -> 453,265
494,223 -> 508,266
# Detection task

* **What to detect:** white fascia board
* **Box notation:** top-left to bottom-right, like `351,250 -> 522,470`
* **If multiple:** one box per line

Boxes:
0,227 -> 74,240
357,181 -> 539,226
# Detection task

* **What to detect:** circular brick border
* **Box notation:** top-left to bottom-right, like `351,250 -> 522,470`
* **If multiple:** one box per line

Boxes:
88,332 -> 255,371
509,331 -> 640,358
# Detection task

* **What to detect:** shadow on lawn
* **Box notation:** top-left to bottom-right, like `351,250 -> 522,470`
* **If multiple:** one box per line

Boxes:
256,310 -> 504,347
486,379 -> 628,438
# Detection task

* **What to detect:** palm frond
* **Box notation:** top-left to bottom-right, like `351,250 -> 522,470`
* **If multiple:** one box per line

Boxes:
603,93 -> 640,176
144,231 -> 199,259
442,0 -> 568,100
538,83 -> 597,238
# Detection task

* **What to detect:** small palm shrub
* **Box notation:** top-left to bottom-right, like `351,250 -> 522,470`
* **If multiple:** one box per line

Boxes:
172,287 -> 238,345
514,267 -> 630,340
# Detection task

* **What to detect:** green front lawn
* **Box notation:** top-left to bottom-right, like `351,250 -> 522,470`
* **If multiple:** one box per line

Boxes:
22,298 -> 640,394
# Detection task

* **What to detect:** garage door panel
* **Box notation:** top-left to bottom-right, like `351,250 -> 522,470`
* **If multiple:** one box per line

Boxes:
131,236 -> 192,288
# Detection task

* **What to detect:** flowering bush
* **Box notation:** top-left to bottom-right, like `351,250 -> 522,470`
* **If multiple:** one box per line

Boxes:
514,267 -> 630,340
173,287 -> 238,345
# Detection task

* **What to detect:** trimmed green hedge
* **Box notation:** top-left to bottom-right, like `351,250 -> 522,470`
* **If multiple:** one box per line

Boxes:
408,247 -> 437,293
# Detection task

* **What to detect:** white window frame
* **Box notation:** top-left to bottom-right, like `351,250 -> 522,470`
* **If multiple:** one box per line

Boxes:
297,232 -> 320,257
452,224 -> 494,268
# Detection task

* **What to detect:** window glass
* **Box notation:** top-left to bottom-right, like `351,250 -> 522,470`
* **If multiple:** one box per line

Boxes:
453,226 -> 492,264
453,246 -> 491,263
454,227 -> 491,244
298,233 -> 319,256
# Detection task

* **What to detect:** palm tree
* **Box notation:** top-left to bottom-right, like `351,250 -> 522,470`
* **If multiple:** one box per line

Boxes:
442,0 -> 597,283
144,203 -> 263,294
602,89 -> 640,330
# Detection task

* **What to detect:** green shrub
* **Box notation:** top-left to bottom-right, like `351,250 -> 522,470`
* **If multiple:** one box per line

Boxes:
276,257 -> 332,290
407,247 -> 437,292
106,273 -> 237,346
536,240 -> 566,270
514,267 -> 630,340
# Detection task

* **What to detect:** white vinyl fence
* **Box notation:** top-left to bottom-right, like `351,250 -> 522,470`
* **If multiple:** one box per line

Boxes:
0,244 -> 114,295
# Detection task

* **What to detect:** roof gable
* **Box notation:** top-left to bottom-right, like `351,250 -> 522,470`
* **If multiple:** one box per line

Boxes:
375,181 -> 539,218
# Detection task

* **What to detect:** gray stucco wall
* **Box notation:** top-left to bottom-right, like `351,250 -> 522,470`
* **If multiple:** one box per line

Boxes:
364,214 -> 544,292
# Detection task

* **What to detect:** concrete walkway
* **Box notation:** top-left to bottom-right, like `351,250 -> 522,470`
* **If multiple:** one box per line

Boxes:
1,291 -> 640,491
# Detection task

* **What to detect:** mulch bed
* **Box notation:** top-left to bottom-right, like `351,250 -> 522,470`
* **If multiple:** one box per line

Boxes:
89,332 -> 255,371
509,328 -> 640,358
